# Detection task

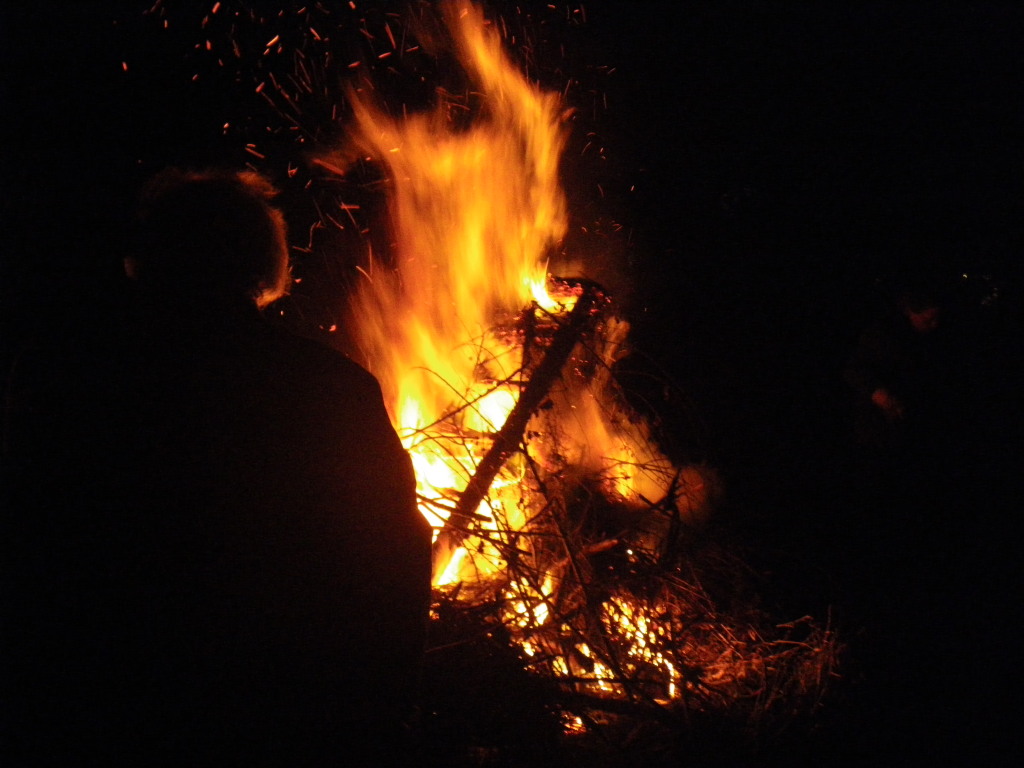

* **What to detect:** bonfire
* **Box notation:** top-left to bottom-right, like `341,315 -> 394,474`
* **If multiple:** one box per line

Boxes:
148,0 -> 837,754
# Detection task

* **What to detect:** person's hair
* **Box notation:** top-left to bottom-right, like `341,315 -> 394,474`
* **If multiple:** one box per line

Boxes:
134,168 -> 291,308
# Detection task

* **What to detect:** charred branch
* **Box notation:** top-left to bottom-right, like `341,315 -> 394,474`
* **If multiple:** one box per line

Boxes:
431,284 -> 607,579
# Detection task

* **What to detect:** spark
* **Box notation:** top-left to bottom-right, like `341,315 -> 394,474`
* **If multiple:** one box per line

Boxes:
311,157 -> 347,176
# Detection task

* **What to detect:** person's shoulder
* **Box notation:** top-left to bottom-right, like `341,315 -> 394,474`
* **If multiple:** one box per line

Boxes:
261,324 -> 382,392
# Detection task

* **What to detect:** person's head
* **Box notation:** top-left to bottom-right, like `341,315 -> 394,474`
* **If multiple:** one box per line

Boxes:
130,168 -> 291,309
898,287 -> 941,333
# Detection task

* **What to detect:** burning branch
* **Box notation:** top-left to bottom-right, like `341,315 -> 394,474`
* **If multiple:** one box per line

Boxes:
432,285 -> 605,579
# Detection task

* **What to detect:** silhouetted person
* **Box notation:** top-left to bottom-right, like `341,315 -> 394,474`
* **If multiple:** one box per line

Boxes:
844,286 -> 946,458
2,169 -> 432,766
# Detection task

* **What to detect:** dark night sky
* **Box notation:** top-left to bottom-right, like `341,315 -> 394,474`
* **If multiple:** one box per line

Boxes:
5,2 -> 1024,326
5,2 -> 1023,407
4,1 -> 1024,759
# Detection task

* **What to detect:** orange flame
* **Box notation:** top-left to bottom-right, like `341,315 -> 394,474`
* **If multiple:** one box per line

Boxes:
337,2 -> 573,582
334,0 -> 691,592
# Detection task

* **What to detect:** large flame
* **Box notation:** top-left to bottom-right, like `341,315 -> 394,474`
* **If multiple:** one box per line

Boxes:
339,1 -> 687,583
345,2 -> 565,424
339,3 -> 571,580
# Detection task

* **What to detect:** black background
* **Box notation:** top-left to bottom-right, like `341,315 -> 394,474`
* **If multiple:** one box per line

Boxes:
4,1 -> 1023,761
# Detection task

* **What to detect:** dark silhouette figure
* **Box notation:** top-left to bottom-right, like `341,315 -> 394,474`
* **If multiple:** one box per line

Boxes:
2,169 -> 432,766
844,286 -> 947,458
